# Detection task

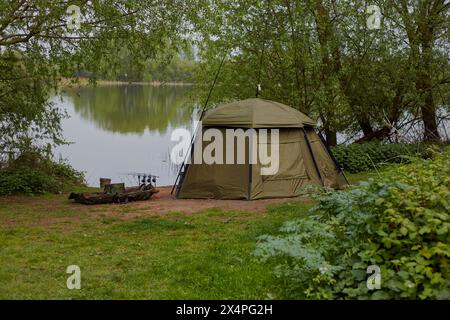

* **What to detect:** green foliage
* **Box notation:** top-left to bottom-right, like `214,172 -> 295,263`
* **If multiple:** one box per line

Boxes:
93,48 -> 196,82
0,50 -> 64,155
191,0 -> 449,143
0,0 -> 189,157
331,142 -> 427,173
255,148 -> 450,299
0,149 -> 84,196
0,169 -> 58,196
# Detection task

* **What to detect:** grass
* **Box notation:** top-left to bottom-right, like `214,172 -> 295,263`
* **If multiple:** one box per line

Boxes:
345,171 -> 380,185
0,172 -> 373,299
0,196 -> 311,299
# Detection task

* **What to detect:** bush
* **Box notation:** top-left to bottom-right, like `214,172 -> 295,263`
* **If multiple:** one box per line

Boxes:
0,150 -> 84,196
255,148 -> 450,299
0,168 -> 58,195
331,142 -> 426,173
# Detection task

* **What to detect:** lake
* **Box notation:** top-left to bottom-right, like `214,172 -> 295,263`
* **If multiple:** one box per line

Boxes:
53,85 -> 196,188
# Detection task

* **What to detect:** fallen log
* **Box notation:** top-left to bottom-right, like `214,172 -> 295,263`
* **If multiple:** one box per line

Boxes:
69,185 -> 159,205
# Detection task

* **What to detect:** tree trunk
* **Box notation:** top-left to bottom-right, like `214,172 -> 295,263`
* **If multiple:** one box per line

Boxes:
399,0 -> 442,142
358,116 -> 374,137
417,41 -> 440,141
420,91 -> 440,141
418,3 -> 440,142
324,127 -> 337,146
355,126 -> 391,143
313,0 -> 340,147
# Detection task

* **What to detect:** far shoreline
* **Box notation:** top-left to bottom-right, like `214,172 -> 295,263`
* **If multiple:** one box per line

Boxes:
60,77 -> 194,87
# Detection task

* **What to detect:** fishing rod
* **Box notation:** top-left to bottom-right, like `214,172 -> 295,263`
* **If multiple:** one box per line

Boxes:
200,54 -> 227,119
171,52 -> 227,195
255,1 -> 270,98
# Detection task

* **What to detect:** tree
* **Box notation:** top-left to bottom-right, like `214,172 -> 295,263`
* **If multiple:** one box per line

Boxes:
189,0 -> 449,144
388,0 -> 449,141
0,0 -> 188,158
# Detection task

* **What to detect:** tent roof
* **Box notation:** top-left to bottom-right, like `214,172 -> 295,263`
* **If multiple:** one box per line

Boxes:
202,98 -> 316,128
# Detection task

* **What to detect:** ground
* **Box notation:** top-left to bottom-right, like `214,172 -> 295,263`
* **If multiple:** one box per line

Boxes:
0,186 -> 311,229
0,173 -> 370,299
0,192 -> 310,299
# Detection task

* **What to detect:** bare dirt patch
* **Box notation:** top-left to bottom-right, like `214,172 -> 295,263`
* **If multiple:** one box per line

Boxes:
132,186 -> 308,213
0,186 -> 309,229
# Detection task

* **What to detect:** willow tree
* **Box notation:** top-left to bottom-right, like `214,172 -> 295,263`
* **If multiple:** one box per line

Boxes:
190,0 -> 449,144
0,0 -> 189,158
386,0 -> 449,141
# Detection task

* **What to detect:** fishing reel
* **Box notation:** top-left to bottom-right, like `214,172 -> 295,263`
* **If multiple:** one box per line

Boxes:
140,174 -> 157,185
137,173 -> 158,187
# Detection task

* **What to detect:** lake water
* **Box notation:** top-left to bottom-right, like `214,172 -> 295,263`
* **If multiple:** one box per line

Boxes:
53,85 -> 196,187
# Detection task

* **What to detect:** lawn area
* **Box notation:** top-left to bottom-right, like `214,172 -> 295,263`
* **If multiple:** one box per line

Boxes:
0,171 -> 371,299
0,193 -> 312,299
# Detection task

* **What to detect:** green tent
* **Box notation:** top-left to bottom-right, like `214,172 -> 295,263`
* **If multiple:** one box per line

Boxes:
175,98 -> 347,200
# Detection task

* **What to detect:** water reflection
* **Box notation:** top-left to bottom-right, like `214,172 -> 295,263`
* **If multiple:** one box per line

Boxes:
54,85 -> 195,187
65,85 -> 193,134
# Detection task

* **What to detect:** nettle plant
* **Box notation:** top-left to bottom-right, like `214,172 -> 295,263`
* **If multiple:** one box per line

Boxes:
255,148 -> 449,299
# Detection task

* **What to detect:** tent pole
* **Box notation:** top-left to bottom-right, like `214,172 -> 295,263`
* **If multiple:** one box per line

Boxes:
255,44 -> 265,98
316,129 -> 350,185
302,128 -> 324,186
247,133 -> 254,200
247,163 -> 253,200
